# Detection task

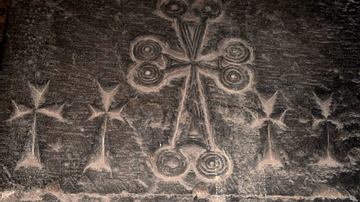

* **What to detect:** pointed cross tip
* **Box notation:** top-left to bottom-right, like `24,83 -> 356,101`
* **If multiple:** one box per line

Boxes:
313,91 -> 333,103
96,82 -> 120,112
255,89 -> 279,116
96,81 -> 119,92
109,114 -> 124,122
251,118 -> 266,129
7,101 -> 32,122
28,80 -> 50,93
112,84 -> 120,92
278,108 -> 290,124
263,93 -> 278,117
41,80 -> 51,92
87,104 -> 105,121
313,92 -> 322,103
313,92 -> 333,118
108,106 -> 125,117
86,115 -> 104,122
27,80 -> 34,90
312,118 -> 326,128
28,81 -> 51,109
11,99 -> 18,107
15,158 -> 43,171
7,112 -> 31,122
328,119 -> 343,129
42,80 -> 50,93
83,162 -> 112,173
272,90 -> 279,97
7,116 -> 18,122
36,105 -> 67,122
258,158 -> 283,169
255,88 -> 278,100
96,80 -> 103,90
270,118 -> 287,128
6,117 -> 14,122
312,91 -> 318,97
58,103 -> 65,110
316,157 -> 343,167
267,91 -> 278,102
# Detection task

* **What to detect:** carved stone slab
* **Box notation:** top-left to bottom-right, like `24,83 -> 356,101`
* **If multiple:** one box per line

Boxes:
1,0 -> 359,201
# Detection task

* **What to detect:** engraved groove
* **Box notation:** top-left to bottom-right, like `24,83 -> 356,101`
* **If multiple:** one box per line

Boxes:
223,41 -> 250,63
135,63 -> 163,85
196,151 -> 229,179
193,0 -> 221,20
161,0 -> 188,19
156,149 -> 188,177
128,0 -> 243,183
220,65 -> 250,91
133,40 -> 162,61
8,81 -> 67,170
179,21 -> 205,60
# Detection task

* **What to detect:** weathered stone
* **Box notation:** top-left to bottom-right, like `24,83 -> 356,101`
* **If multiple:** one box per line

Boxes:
0,0 -> 359,201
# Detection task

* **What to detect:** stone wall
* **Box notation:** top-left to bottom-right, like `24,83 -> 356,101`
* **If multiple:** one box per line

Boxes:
1,0 -> 359,201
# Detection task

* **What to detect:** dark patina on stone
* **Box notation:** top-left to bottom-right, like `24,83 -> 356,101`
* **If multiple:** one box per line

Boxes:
0,0 -> 359,201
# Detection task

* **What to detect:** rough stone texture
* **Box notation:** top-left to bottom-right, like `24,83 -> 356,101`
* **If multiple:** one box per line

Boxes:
0,0 -> 11,68
0,0 -> 359,201
0,0 -> 11,42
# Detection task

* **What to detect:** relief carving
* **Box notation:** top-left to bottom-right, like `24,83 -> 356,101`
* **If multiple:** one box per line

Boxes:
126,0 -> 255,183
7,81 -> 67,170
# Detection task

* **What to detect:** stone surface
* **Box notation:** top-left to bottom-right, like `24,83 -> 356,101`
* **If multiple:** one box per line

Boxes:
0,0 -> 359,201
0,0 -> 10,43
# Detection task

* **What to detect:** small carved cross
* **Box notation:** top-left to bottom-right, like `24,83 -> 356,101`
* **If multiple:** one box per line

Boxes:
252,90 -> 289,168
312,92 -> 342,167
83,81 -> 126,174
7,81 -> 67,170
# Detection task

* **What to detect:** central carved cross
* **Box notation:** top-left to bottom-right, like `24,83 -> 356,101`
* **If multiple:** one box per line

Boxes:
127,0 -> 254,182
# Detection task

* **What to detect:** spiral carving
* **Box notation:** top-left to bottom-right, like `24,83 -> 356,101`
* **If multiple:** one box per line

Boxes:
133,40 -> 162,61
223,41 -> 250,63
161,0 -> 188,18
219,66 -> 250,91
156,149 -> 188,177
136,63 -> 162,85
193,0 -> 221,20
196,151 -> 229,179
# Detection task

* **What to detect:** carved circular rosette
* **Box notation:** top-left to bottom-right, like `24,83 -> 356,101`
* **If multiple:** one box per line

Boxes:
223,41 -> 251,63
133,40 -> 162,61
219,65 -> 251,91
193,0 -> 221,20
154,147 -> 189,178
133,62 -> 163,86
161,0 -> 188,19
195,150 -> 232,182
